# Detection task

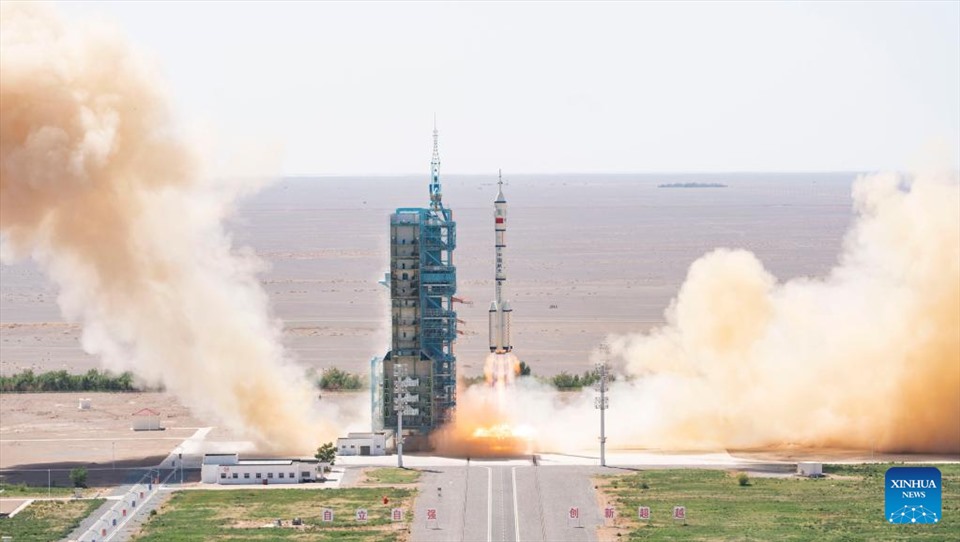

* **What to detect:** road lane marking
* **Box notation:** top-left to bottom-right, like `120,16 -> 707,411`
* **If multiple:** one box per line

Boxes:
485,466 -> 492,542
512,466 -> 521,542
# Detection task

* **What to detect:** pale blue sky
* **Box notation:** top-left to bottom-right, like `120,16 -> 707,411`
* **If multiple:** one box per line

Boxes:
57,1 -> 960,175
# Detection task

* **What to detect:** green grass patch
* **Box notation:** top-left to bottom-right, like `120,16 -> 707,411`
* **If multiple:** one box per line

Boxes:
362,468 -> 421,485
597,464 -> 960,541
0,482 -> 91,498
134,487 -> 416,541
0,499 -> 104,541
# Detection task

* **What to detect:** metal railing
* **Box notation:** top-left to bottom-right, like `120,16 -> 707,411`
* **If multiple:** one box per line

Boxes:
76,468 -> 176,542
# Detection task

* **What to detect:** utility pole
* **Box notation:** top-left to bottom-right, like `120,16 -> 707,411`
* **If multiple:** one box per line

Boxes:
393,365 -> 418,468
594,343 -> 610,467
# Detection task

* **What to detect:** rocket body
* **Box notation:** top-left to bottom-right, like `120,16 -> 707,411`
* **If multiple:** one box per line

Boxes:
489,174 -> 512,354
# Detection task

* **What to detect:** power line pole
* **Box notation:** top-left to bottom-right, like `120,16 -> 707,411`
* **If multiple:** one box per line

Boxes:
595,343 -> 610,467
393,365 -> 418,468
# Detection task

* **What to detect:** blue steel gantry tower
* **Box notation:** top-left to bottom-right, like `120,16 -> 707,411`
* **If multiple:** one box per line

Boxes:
372,124 -> 458,447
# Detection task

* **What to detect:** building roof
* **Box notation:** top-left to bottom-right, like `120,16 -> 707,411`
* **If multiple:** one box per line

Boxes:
345,432 -> 386,438
202,454 -> 318,466
131,408 -> 160,416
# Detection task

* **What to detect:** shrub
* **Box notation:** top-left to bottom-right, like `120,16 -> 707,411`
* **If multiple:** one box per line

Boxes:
315,442 -> 336,467
461,375 -> 486,387
550,368 -> 615,390
737,472 -> 751,486
70,467 -> 88,488
316,368 -> 364,391
0,369 -> 139,393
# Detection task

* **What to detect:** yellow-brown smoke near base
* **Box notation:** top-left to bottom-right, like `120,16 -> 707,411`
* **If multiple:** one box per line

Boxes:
439,171 -> 959,456
606,170 -> 959,453
0,3 -> 350,453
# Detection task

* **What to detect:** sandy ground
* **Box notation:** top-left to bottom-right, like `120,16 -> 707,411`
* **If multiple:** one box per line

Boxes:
0,391 -> 365,486
0,498 -> 28,516
0,392 -> 201,474
0,173 -> 854,379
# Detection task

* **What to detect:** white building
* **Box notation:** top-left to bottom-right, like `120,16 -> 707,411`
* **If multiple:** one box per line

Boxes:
200,453 -> 321,485
336,432 -> 391,456
131,408 -> 162,431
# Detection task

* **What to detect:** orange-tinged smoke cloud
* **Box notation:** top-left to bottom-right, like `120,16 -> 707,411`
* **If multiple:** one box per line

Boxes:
0,3 -> 348,452
432,353 -> 534,457
605,170 -> 960,453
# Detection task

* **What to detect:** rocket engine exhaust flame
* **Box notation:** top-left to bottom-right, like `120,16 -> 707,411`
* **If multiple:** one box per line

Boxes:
0,3 -> 351,453
432,353 -> 535,457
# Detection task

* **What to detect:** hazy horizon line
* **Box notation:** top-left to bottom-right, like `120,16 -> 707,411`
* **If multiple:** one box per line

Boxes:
278,169 -> 881,179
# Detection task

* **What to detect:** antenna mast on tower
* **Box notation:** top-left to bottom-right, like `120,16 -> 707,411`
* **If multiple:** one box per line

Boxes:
429,116 -> 443,210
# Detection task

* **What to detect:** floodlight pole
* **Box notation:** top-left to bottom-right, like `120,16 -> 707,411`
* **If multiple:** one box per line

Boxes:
397,397 -> 404,469
394,364 -> 406,469
595,344 -> 610,467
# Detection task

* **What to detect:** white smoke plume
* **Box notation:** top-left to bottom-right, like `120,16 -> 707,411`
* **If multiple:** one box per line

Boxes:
0,3 -> 347,452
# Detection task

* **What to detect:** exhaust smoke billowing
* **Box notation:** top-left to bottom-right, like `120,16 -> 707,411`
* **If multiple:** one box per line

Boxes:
441,171 -> 959,456
604,170 -> 959,453
0,3 -> 345,452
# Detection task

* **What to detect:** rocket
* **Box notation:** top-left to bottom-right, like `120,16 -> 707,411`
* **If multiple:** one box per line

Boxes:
489,170 -> 513,354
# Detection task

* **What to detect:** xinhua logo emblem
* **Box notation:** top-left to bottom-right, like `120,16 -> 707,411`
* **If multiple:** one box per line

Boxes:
885,466 -> 941,524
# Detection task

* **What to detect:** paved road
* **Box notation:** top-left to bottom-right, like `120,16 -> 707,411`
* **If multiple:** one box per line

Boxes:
410,459 -> 600,542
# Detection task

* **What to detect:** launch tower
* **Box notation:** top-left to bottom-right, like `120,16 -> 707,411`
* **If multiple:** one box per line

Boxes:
372,124 -> 458,447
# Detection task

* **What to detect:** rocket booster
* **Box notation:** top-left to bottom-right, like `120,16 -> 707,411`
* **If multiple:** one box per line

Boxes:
489,170 -> 512,353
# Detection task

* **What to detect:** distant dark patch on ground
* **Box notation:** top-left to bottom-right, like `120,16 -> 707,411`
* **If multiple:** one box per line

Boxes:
658,182 -> 728,188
